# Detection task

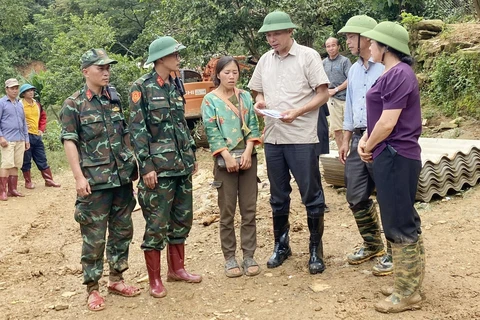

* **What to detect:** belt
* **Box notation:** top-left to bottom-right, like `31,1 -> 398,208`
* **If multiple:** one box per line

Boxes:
353,127 -> 367,136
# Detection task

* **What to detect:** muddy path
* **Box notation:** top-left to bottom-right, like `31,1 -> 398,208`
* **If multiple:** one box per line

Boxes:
0,148 -> 479,320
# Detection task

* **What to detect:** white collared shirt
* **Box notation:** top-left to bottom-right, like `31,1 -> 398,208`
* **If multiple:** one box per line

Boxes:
248,40 -> 330,144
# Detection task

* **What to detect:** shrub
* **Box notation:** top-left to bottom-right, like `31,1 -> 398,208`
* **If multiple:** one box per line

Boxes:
400,12 -> 423,31
43,119 -> 63,152
427,51 -> 480,117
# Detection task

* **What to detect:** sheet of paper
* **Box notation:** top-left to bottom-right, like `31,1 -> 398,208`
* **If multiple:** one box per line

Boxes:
257,109 -> 284,119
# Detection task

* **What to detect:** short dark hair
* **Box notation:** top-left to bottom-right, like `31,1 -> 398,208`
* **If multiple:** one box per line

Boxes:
212,56 -> 240,87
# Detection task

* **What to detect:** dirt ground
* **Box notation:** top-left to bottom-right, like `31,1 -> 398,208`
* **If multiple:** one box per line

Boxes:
1,132 -> 480,320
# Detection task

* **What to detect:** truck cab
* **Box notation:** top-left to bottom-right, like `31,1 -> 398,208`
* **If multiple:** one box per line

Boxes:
178,69 -> 215,121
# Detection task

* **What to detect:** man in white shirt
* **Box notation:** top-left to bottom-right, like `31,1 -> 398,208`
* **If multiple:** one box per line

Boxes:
248,11 -> 330,274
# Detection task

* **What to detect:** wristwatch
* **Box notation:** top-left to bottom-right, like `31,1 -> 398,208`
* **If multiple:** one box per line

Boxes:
334,87 -> 339,93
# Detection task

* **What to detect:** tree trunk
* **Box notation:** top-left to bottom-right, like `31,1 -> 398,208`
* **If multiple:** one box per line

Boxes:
473,0 -> 480,19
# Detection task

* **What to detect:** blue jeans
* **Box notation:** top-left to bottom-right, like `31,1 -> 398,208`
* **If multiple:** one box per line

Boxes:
264,143 -> 325,218
22,133 -> 49,172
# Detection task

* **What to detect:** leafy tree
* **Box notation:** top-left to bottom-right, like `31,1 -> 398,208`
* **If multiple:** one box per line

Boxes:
108,54 -> 144,110
0,0 -> 32,36
364,0 -> 425,20
134,0 -> 348,63
0,46 -> 19,93
70,0 -> 159,55
41,12 -> 116,109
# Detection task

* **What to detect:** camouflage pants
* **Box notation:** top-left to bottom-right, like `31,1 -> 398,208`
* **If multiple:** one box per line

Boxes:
138,175 -> 193,251
74,183 -> 136,291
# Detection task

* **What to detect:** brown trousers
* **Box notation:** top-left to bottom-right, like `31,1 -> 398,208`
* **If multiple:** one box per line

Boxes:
213,155 -> 258,260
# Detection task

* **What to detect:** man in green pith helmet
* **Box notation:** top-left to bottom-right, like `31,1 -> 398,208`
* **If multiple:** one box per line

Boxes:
60,48 -> 140,311
248,11 -> 330,275
337,15 -> 392,275
129,36 -> 201,299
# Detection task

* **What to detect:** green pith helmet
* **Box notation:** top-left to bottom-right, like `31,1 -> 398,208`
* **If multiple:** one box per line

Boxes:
361,21 -> 410,55
19,84 -> 36,97
146,36 -> 186,64
258,11 -> 298,33
337,15 -> 377,34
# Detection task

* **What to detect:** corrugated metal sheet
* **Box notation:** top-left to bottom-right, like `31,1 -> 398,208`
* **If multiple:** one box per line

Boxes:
320,138 -> 480,202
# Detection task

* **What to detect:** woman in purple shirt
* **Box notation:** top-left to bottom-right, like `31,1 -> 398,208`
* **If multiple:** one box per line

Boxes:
358,22 -> 425,313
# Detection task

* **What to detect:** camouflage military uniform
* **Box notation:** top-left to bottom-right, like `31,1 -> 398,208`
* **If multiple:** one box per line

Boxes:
129,70 -> 196,251
60,84 -> 138,292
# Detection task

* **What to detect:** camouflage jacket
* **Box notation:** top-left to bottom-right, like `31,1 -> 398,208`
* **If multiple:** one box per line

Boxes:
60,84 -> 138,191
129,70 -> 196,180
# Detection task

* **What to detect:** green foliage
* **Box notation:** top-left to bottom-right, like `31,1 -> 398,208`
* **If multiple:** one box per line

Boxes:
44,149 -> 70,173
0,46 -> 19,90
41,12 -> 116,108
1,0 -> 477,131
133,0 -> 269,65
71,0 -> 156,55
43,119 -> 63,152
400,12 -> 423,31
0,0 -> 32,36
427,51 -> 480,117
24,10 -> 142,114
108,54 -> 144,113
363,0 -> 425,21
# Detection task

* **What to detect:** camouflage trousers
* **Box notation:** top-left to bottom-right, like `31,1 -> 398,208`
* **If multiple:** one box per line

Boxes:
74,183 -> 136,292
138,175 -> 193,251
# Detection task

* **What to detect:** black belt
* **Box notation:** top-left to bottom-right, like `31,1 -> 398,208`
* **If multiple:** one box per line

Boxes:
353,127 -> 366,136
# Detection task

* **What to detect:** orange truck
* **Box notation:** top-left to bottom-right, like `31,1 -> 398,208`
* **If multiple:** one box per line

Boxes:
178,69 -> 215,123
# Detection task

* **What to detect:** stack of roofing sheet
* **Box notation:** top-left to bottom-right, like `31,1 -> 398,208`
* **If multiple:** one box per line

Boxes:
320,138 -> 480,202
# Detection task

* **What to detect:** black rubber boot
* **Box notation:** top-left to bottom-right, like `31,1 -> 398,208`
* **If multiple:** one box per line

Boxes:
308,216 -> 326,274
267,215 -> 292,268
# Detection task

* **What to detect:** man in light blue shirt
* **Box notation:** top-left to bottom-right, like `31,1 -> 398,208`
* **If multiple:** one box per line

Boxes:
338,16 -> 391,275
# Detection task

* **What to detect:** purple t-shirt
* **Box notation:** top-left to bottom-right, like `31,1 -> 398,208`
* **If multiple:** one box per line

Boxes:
366,62 -> 422,161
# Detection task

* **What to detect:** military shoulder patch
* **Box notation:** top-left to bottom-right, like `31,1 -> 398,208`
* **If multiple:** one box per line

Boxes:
131,91 -> 142,103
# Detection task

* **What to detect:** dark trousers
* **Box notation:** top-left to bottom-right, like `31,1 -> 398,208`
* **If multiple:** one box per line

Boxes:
213,155 -> 258,260
74,183 -> 136,287
22,133 -> 49,172
265,143 -> 325,218
316,103 -> 330,156
373,147 -> 422,244
345,133 -> 375,211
